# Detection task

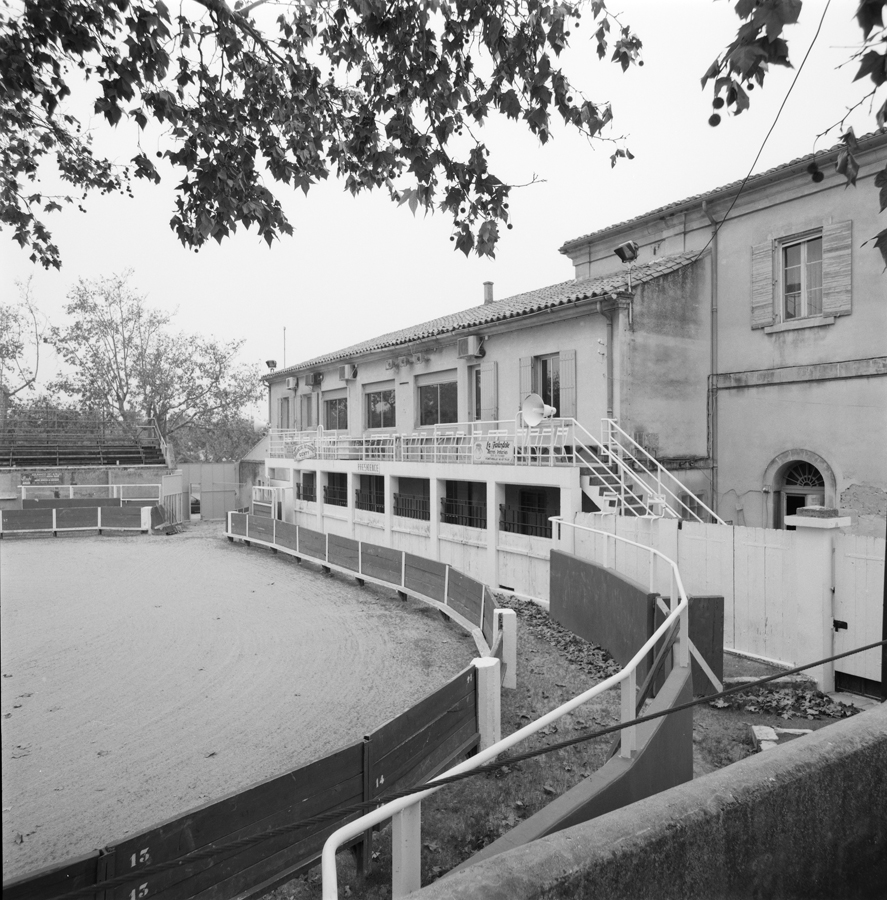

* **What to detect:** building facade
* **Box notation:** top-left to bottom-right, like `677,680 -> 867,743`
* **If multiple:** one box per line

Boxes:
262,132 -> 886,589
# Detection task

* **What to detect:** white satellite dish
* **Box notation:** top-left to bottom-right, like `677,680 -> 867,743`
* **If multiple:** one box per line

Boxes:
521,393 -> 557,427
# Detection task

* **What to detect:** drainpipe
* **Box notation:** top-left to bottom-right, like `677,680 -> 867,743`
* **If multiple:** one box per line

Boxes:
597,300 -> 615,419
702,200 -> 719,516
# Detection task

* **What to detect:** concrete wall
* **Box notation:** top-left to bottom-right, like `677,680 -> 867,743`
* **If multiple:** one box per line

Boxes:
409,704 -> 887,900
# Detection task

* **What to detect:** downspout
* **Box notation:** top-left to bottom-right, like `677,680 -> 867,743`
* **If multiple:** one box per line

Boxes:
702,200 -> 719,516
597,300 -> 615,419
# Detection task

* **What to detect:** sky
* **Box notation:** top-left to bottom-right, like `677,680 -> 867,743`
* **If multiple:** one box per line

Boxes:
1,0 -> 878,399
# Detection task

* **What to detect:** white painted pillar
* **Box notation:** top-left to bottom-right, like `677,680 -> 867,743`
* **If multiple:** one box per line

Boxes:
620,666 -> 637,758
784,512 -> 850,692
346,470 -> 356,537
474,657 -> 501,750
384,473 -> 394,544
494,608 -> 517,689
430,477 -> 443,561
391,802 -> 422,899
486,480 -> 504,588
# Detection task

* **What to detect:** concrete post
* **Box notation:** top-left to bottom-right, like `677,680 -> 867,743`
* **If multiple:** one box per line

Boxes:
620,665 -> 637,758
430,477 -> 443,561
784,512 -> 850,692
391,802 -> 422,899
494,609 -> 517,689
474,657 -> 501,751
486,480 -> 504,588
384,472 -> 394,544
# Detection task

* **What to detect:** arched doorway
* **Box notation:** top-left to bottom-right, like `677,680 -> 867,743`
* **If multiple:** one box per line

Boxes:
763,450 -> 836,529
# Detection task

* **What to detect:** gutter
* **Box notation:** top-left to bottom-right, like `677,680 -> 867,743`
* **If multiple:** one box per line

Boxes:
702,200 -> 719,515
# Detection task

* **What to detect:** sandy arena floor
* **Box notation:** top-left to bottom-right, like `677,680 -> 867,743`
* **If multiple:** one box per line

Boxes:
0,523 -> 476,880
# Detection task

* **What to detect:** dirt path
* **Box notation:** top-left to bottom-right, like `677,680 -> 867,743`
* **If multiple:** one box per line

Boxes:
0,524 -> 476,880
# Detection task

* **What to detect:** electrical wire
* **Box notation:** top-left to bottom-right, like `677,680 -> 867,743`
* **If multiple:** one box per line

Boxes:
695,0 -> 833,261
39,635 -> 885,900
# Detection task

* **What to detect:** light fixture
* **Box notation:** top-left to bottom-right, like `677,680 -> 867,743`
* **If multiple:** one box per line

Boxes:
613,240 -> 639,263
265,359 -> 277,371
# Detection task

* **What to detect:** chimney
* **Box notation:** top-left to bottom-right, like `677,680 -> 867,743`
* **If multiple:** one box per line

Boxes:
483,281 -> 494,305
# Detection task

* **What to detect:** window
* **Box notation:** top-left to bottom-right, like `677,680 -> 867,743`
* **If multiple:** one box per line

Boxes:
300,394 -> 314,429
419,381 -> 458,426
366,388 -> 396,429
323,472 -> 348,507
782,235 -> 822,320
355,474 -> 385,513
297,472 -> 316,502
325,397 -> 348,430
519,351 -> 576,417
751,221 -> 851,330
278,397 -> 290,430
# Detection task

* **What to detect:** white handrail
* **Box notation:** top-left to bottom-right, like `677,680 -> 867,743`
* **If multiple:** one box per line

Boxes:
320,519 -> 690,900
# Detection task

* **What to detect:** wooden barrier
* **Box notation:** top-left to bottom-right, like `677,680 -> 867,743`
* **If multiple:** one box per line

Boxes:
3,851 -> 100,900
23,498 -> 122,509
0,507 -> 148,537
405,554 -> 447,603
446,568 -> 484,627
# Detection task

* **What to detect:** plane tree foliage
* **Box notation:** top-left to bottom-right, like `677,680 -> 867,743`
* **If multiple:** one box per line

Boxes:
1,0 -> 884,268
0,278 -> 47,428
1,0 -> 642,268
48,271 -> 263,445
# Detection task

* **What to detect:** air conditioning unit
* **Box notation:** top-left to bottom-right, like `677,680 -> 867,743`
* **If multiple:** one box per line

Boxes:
285,376 -> 298,390
306,372 -> 323,387
338,364 -> 358,381
457,335 -> 483,358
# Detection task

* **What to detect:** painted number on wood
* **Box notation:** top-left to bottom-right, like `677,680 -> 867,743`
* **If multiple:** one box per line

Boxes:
130,848 -> 151,867
129,884 -> 149,900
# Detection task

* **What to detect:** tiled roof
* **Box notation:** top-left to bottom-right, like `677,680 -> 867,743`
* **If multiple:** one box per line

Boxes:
560,130 -> 887,252
272,250 -> 701,377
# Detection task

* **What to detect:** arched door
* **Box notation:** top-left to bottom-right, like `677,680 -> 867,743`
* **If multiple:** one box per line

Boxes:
778,461 -> 826,529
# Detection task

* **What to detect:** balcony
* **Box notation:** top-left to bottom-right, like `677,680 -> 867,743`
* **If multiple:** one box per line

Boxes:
441,497 -> 487,529
322,484 -> 348,507
355,489 -> 384,513
499,503 -> 553,539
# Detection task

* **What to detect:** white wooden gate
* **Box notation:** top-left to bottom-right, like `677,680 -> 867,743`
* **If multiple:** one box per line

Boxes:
834,533 -> 884,683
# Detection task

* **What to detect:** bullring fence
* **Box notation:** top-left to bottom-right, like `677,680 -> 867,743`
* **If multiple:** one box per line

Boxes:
3,514 -> 515,900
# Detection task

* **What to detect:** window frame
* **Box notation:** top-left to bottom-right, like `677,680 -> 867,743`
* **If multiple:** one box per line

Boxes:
365,386 -> 397,430
324,396 -> 348,431
418,380 -> 458,427
779,230 -> 823,322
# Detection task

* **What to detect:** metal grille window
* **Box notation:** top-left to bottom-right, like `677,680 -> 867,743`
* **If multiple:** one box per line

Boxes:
440,496 -> 487,529
355,475 -> 385,513
323,472 -> 348,507
782,236 -> 822,320
366,389 -> 396,429
324,397 -> 348,430
393,493 -> 430,520
498,504 -> 552,538
419,381 -> 458,426
297,473 -> 316,502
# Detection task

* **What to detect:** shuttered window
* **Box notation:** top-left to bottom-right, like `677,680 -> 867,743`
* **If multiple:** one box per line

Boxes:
751,220 -> 851,329
478,362 -> 498,420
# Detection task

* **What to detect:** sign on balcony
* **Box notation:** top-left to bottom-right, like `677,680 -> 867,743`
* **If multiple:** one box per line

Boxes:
472,436 -> 514,464
288,442 -> 317,461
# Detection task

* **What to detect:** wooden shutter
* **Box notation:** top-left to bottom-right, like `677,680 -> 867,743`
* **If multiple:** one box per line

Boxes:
822,220 -> 852,317
278,397 -> 289,430
519,356 -> 533,398
479,362 -> 498,421
558,349 -> 577,418
750,240 -> 775,329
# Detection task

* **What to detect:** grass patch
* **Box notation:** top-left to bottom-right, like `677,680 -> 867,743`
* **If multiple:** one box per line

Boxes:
264,595 -> 621,899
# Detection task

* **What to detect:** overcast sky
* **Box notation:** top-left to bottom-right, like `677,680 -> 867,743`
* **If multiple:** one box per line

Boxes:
1,1 -> 876,394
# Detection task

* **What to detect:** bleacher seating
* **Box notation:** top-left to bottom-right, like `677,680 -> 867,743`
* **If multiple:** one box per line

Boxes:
0,411 -> 167,469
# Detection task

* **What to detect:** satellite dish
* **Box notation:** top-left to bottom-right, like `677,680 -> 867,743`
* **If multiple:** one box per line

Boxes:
521,393 -> 557,427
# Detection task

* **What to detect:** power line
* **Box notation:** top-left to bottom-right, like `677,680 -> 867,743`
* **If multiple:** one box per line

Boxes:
695,0 -> 833,261
40,635 -> 886,900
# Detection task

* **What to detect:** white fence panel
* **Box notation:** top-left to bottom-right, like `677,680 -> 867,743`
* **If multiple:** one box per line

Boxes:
733,526 -> 798,664
834,533 -> 885,682
677,521 -> 735,644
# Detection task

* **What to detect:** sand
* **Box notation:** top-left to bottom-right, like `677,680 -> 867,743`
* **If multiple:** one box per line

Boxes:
0,523 -> 476,880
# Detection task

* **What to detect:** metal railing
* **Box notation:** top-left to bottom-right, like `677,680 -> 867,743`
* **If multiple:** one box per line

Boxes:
267,417 -> 719,522
296,482 -> 316,502
19,483 -> 161,503
393,492 -> 430,520
601,419 -> 725,525
323,484 -> 348,507
355,489 -> 384,513
441,497 -> 487,529
320,518 -> 690,899
499,503 -> 553,538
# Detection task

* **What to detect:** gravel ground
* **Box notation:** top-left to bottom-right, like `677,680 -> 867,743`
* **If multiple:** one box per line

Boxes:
0,523 -> 475,880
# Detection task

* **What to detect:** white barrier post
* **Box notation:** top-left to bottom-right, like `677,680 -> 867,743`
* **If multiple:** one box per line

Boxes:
391,803 -> 422,899
474,657 -> 501,751
494,609 -> 517,690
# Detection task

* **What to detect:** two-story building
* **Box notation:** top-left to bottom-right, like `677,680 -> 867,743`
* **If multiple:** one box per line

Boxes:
260,131 -> 886,595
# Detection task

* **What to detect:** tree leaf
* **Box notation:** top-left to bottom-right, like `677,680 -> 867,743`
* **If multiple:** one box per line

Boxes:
875,164 -> 887,213
853,49 -> 887,85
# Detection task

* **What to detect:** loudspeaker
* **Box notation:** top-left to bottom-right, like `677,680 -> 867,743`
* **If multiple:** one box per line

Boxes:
521,393 -> 556,427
